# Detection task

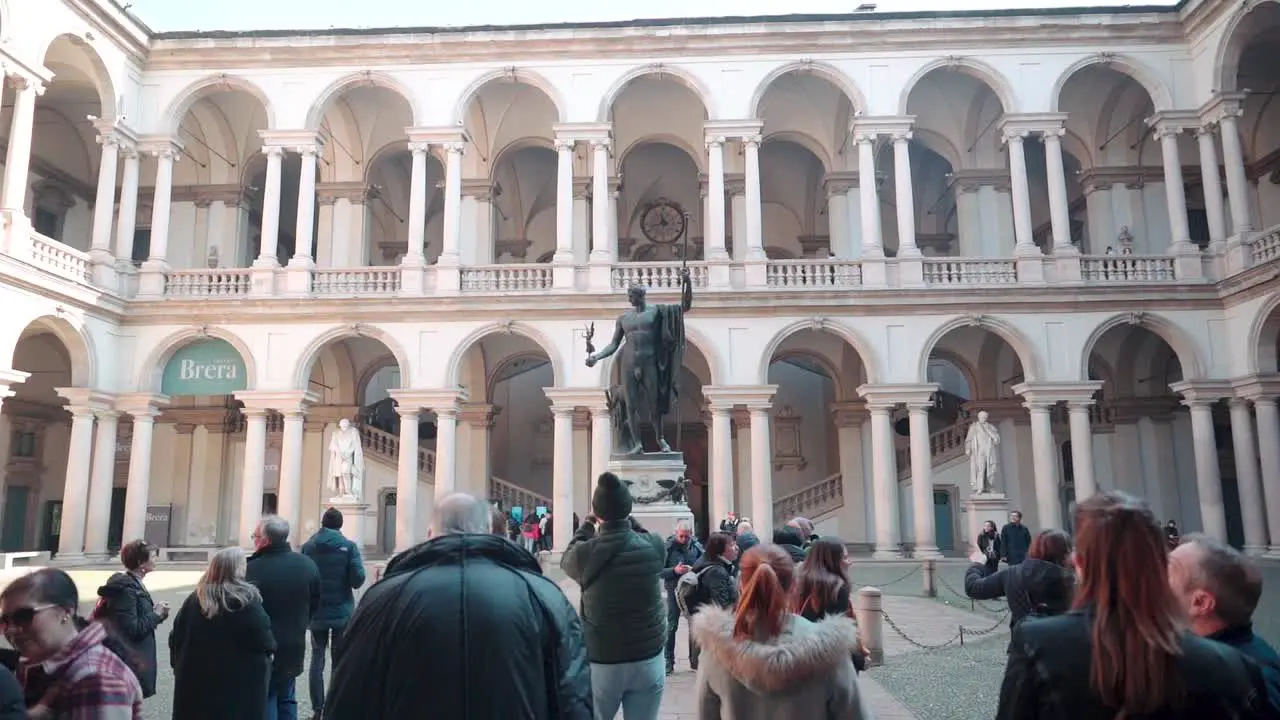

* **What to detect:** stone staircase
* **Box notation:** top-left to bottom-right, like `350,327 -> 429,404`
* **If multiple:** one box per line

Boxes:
358,423 -> 435,482
489,476 -> 552,512
773,472 -> 844,526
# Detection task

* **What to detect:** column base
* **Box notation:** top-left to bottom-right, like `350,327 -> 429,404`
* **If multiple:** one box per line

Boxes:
861,257 -> 887,288
1223,234 -> 1253,275
913,545 -> 943,559
587,259 -> 613,292
871,548 -> 903,560
283,260 -> 314,295
136,260 -> 169,297
1171,243 -> 1204,280
1054,252 -> 1083,283
436,260 -> 461,295
1014,254 -> 1046,283
114,262 -> 138,298
707,258 -> 731,289
859,245 -> 885,259
90,253 -> 118,289
249,264 -> 278,297
399,256 -> 426,295
897,257 -> 924,287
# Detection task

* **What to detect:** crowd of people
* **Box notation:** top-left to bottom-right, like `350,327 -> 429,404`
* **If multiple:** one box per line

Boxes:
1,472 -> 1279,719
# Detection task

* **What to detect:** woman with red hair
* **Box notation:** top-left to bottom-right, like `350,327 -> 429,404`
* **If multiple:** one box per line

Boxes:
691,544 -> 870,719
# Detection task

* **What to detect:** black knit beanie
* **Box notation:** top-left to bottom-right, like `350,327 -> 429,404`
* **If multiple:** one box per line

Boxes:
592,472 -> 633,521
322,507 -> 344,530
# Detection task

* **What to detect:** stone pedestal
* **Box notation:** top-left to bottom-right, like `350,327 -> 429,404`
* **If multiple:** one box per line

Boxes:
329,499 -> 374,550
963,493 -> 1010,555
609,452 -> 695,537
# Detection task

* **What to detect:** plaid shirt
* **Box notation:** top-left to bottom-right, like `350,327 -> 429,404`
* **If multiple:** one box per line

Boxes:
20,621 -> 142,720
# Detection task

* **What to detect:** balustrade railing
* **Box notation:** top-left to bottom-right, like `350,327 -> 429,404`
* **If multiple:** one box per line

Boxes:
28,231 -> 91,284
1081,255 -> 1175,282
164,269 -> 251,297
489,476 -> 552,511
359,423 -> 435,477
611,261 -> 708,290
312,268 -> 400,295
766,259 -> 862,288
1251,227 -> 1280,266
922,258 -> 1017,285
896,420 -> 971,479
461,264 -> 552,292
772,473 -> 843,524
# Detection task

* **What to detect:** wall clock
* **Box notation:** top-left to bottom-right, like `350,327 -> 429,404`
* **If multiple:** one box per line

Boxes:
640,199 -> 687,244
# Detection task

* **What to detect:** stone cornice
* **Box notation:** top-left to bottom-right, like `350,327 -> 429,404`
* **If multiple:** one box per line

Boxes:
389,388 -> 469,411
552,123 -> 611,143
258,130 -> 325,151
1199,91 -> 1246,126
543,387 -> 607,409
1076,166 -> 1165,193
234,390 -> 320,412
405,127 -> 468,146
1231,375 -> 1280,402
703,385 -> 776,410
1168,380 -> 1234,404
823,171 -> 861,195
317,182 -> 372,203
948,169 -> 1011,194
1011,381 -> 1102,405
851,116 -> 914,141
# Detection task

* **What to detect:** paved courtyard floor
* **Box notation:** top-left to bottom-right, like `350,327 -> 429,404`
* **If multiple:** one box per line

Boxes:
2,557 -> 1276,720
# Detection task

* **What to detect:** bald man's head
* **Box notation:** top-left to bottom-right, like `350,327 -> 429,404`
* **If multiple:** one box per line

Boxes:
433,493 -> 491,536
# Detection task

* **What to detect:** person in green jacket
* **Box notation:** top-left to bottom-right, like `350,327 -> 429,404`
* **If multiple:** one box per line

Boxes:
562,473 -> 667,720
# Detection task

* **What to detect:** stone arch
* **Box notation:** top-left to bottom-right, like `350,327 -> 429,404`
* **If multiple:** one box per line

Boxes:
5,315 -> 96,389
446,322 -> 564,389
1050,54 -> 1173,113
762,131 -> 833,173
138,326 -> 257,393
748,61 -> 866,118
1247,292 -> 1280,374
771,348 -> 848,400
598,64 -> 716,123
293,325 -> 413,390
163,74 -> 276,136
897,57 -> 1019,116
305,71 -> 418,131
486,350 -> 552,400
918,316 -> 1042,385
758,319 -> 881,389
492,136 -> 557,170
617,134 -> 705,174
928,348 -> 980,401
1215,0 -> 1280,93
1079,313 -> 1205,383
452,68 -> 567,125
40,34 -> 117,120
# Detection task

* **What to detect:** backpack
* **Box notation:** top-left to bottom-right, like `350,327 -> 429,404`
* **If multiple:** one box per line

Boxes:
675,566 -> 714,616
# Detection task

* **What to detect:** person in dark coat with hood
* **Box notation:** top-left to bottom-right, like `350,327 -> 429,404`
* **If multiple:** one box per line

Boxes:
300,507 -> 366,719
170,547 -> 277,720
965,528 -> 1075,631
327,492 -> 591,719
772,526 -> 808,564
246,515 -> 321,720
93,539 -> 168,698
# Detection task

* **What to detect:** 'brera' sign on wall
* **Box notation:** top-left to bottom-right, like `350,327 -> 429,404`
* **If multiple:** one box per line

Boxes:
161,339 -> 249,396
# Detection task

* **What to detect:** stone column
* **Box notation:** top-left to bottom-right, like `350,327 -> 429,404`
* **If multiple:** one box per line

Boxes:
826,183 -> 850,259
89,132 -> 121,272
434,405 -> 460,501
867,401 -> 900,558
705,137 -> 728,260
1156,127 -> 1193,252
744,136 -> 765,262
114,150 -> 141,267
1252,397 -> 1280,555
1067,400 -> 1097,502
856,134 -> 884,258
121,403 -> 162,542
138,146 -> 177,296
588,402 -> 611,484
404,143 -> 429,265
708,404 -> 734,525
1043,129 -> 1076,254
239,409 -> 269,547
1228,399 -> 1268,554
440,143 -> 465,265
590,140 -> 614,264
907,402 -> 940,558
1196,126 -> 1227,246
1005,130 -> 1036,256
84,410 -> 120,557
255,146 -> 285,267
832,402 -> 868,544
57,407 -> 97,559
892,131 -> 920,257
1025,400 -> 1061,531
748,403 -> 774,540
1,76 -> 36,212
1219,110 -> 1253,234
395,407 -> 420,552
1184,399 -> 1227,540
290,145 -> 319,267
277,408 -> 308,540
551,405 -> 574,551
553,139 -> 575,266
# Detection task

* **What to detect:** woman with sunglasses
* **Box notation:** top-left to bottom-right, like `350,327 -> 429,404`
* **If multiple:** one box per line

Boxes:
0,568 -> 143,718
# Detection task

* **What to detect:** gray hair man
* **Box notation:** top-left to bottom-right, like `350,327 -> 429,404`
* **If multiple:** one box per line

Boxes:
1168,534 -> 1280,713
327,494 -> 591,718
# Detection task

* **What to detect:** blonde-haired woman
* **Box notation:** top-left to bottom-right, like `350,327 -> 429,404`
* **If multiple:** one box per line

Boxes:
169,547 -> 276,720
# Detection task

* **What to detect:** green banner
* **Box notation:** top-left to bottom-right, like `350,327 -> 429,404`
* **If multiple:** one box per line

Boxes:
161,339 -> 248,396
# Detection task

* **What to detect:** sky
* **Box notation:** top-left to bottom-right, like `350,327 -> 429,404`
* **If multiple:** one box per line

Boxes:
126,0 -> 1180,33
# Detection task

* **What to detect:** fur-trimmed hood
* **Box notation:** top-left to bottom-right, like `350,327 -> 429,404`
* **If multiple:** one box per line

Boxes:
691,605 -> 858,693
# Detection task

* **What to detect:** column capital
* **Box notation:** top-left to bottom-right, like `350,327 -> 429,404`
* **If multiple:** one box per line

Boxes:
703,120 -> 764,140
55,387 -> 116,413
823,171 -> 860,195
1147,110 -> 1201,138
831,400 -> 867,427
1232,374 -> 1280,401
115,393 -> 171,417
551,122 -> 612,145
1198,91 -> 1247,126
390,388 -> 470,412
1011,381 -> 1103,406
702,385 -> 777,411
856,383 -> 937,408
233,390 -> 320,413
572,407 -> 592,430
136,136 -> 183,160
543,386 -> 608,411
1169,380 -> 1233,404
948,169 -> 1012,194
850,116 -> 914,141
93,118 -> 139,151
459,402 -> 498,428
258,129 -> 324,154
404,127 -> 469,146
998,113 -> 1068,139
553,138 -> 576,152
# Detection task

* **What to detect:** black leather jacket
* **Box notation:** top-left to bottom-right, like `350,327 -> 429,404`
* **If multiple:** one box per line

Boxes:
998,609 -> 1270,720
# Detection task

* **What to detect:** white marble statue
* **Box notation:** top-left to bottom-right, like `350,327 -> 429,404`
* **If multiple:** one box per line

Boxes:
965,411 -> 1000,494
328,418 -> 365,501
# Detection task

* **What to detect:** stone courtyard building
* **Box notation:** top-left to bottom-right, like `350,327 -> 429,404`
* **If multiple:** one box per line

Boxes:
1,0 -> 1279,563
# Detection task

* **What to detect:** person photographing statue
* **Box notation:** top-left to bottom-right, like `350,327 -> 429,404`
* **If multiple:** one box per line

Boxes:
586,267 -> 693,456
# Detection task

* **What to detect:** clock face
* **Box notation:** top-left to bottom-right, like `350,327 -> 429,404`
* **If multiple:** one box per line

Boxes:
640,200 -> 686,244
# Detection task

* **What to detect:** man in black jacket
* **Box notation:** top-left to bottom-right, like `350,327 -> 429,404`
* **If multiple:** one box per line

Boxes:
327,493 -> 591,720
300,508 -> 366,719
1000,510 -> 1032,565
247,515 -> 321,720
661,518 -> 702,675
